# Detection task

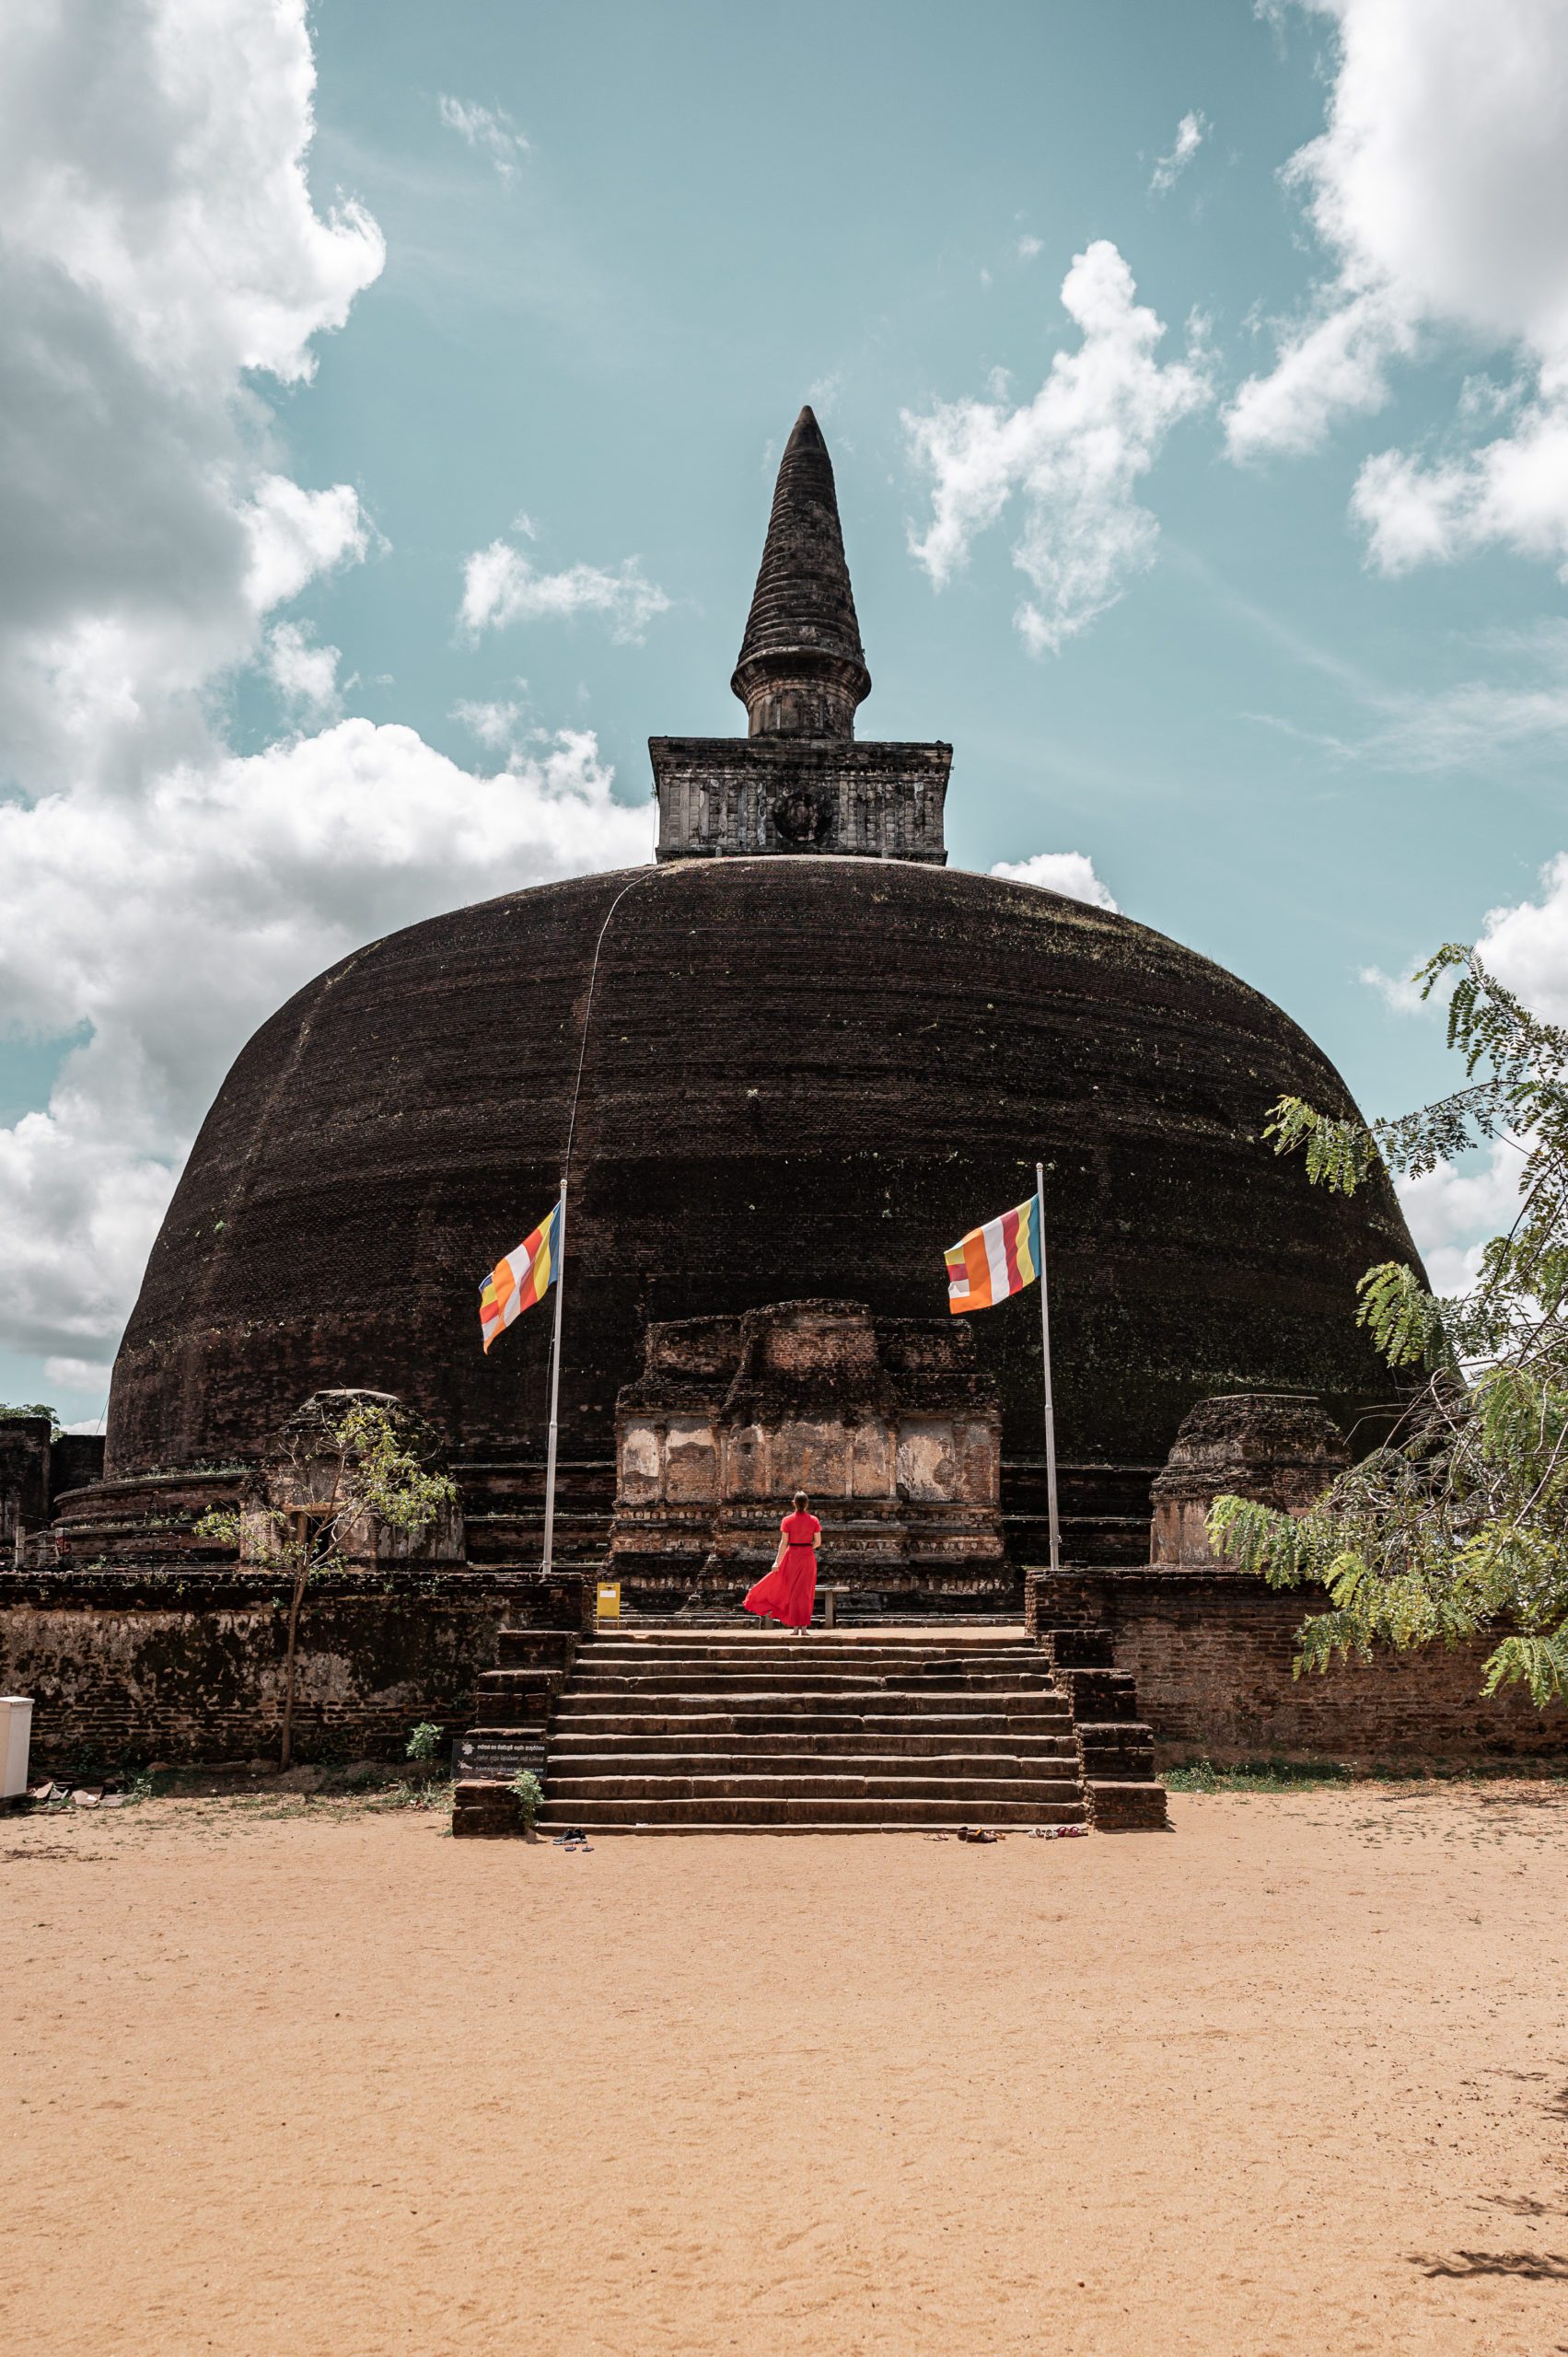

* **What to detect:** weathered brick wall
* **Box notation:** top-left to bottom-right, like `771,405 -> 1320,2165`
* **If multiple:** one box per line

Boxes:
0,1568 -> 588,1770
1050,1571 -> 1568,1768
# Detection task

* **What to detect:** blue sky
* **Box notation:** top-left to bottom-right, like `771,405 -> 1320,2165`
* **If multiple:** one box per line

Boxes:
3,0 -> 1567,1422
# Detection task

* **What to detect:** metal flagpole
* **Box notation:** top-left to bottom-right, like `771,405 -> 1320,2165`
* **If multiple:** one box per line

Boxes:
1035,1162 -> 1061,1577
540,1176 -> 568,1578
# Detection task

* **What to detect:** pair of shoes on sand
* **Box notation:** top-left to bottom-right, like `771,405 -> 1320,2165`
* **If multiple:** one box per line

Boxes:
956,1824 -> 1001,1844
553,1827 -> 594,1852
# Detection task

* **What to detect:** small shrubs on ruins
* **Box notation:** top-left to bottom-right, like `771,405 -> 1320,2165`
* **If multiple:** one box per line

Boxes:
511,1768 -> 543,1829
1212,946 -> 1568,1708
197,1400 -> 456,1771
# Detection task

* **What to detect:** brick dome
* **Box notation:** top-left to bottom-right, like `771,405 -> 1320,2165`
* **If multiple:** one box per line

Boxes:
106,854 -> 1416,1480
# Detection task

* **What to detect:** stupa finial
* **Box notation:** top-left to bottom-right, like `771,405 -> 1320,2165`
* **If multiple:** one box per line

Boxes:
730,406 -> 872,738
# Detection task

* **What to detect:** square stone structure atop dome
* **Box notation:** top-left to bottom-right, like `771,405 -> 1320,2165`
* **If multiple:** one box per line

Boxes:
650,406 -> 950,864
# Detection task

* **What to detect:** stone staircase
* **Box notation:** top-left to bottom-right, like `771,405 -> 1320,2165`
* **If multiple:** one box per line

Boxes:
531,1629 -> 1089,1835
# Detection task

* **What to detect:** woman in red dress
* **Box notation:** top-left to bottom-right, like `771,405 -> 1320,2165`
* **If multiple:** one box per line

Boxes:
743,1491 -> 821,1630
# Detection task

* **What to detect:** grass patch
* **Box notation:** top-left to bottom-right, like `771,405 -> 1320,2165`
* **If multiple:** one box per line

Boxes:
1164,1757 -> 1568,1794
1164,1758 -> 1355,1794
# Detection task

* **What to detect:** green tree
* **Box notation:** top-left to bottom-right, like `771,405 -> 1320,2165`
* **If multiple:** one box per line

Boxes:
199,1400 -> 455,1770
1,1401 -> 62,1435
1210,945 -> 1568,1708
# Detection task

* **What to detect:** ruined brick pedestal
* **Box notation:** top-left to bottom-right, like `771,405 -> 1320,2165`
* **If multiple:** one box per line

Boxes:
609,1300 -> 1009,1608
1149,1391 -> 1351,1569
451,1780 -> 524,1838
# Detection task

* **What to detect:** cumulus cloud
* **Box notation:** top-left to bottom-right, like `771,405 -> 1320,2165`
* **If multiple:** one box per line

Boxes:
46,1357 -> 116,1395
0,1 -> 383,795
1396,1141 -> 1528,1297
0,4 -> 652,1404
1228,289 -> 1416,462
265,621 -> 343,718
989,851 -> 1120,911
451,696 -> 530,751
460,540 -> 672,642
1472,853 -> 1568,1025
1226,0 -> 1568,578
1149,110 -> 1207,198
1368,854 -> 1568,1292
0,721 -> 651,1364
1353,400 -> 1568,575
904,241 -> 1209,653
437,95 -> 529,184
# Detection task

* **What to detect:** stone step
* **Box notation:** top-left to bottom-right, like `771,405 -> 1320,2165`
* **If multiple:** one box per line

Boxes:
1088,1781 -> 1169,1831
1053,1666 -> 1141,1723
565,1668 -> 1065,1687
1076,1721 -> 1157,1780
552,1709 -> 1070,1739
550,1730 -> 1080,1759
534,1794 -> 1087,1829
554,1694 -> 1070,1724
579,1643 -> 1047,1664
543,1770 -> 1084,1803
584,1633 -> 1034,1649
576,1658 -> 1049,1678
582,1631 -> 1031,1652
1039,1628 -> 1117,1669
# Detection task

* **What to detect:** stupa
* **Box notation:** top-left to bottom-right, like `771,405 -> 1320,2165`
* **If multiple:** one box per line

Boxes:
97,406 -> 1414,1595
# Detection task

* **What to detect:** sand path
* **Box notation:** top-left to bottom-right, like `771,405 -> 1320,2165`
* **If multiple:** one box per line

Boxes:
4,1782 -> 1566,2355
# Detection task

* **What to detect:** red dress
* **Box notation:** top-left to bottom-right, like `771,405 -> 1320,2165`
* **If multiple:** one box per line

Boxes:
743,1510 -> 821,1629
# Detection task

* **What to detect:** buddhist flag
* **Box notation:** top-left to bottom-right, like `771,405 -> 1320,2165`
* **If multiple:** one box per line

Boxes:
480,1202 -> 561,1353
946,1194 -> 1041,1314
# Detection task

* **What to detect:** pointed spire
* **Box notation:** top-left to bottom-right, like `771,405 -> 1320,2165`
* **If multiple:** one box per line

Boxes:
731,406 -> 871,738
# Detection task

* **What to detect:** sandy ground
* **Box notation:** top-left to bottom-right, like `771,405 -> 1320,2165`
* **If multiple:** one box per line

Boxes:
4,1783 -> 1567,2357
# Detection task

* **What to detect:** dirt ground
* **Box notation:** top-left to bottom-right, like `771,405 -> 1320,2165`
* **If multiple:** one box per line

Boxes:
4,1782 -> 1566,2357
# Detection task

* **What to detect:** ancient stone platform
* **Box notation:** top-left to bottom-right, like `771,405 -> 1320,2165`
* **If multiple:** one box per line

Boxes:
452,1625 -> 1167,1836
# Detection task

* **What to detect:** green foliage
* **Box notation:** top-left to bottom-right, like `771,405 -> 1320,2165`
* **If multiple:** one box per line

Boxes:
1218,946 -> 1568,1709
1,1400 -> 62,1436
510,1767 -> 543,1826
195,1400 -> 455,1578
405,1721 -> 442,1764
193,1399 -> 458,1771
1162,1757 -> 1353,1794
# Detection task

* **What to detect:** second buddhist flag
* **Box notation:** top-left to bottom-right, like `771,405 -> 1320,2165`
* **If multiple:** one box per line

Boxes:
480,1202 -> 562,1353
945,1194 -> 1041,1314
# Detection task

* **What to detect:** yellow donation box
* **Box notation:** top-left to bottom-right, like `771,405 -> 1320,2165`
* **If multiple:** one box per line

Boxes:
596,1582 -> 621,1622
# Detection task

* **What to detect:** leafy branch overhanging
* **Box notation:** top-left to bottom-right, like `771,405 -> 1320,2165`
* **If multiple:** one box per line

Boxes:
1208,945 -> 1568,1709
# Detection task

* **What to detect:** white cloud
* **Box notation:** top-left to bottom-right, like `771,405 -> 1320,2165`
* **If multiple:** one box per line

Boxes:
1149,110 -> 1208,198
0,5 -> 653,1403
437,95 -> 528,185
265,621 -> 342,719
989,851 -> 1120,911
1016,234 -> 1044,261
904,240 -> 1209,653
1358,962 -> 1431,1016
1353,397 -> 1568,575
45,1357 -> 115,1394
460,540 -> 672,642
1376,853 -> 1568,1292
451,696 -> 529,751
0,0 -> 383,796
0,722 -> 652,1364
1225,0 -> 1568,577
1472,852 -> 1568,1025
1397,1139 -> 1527,1296
1228,288 -> 1416,462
